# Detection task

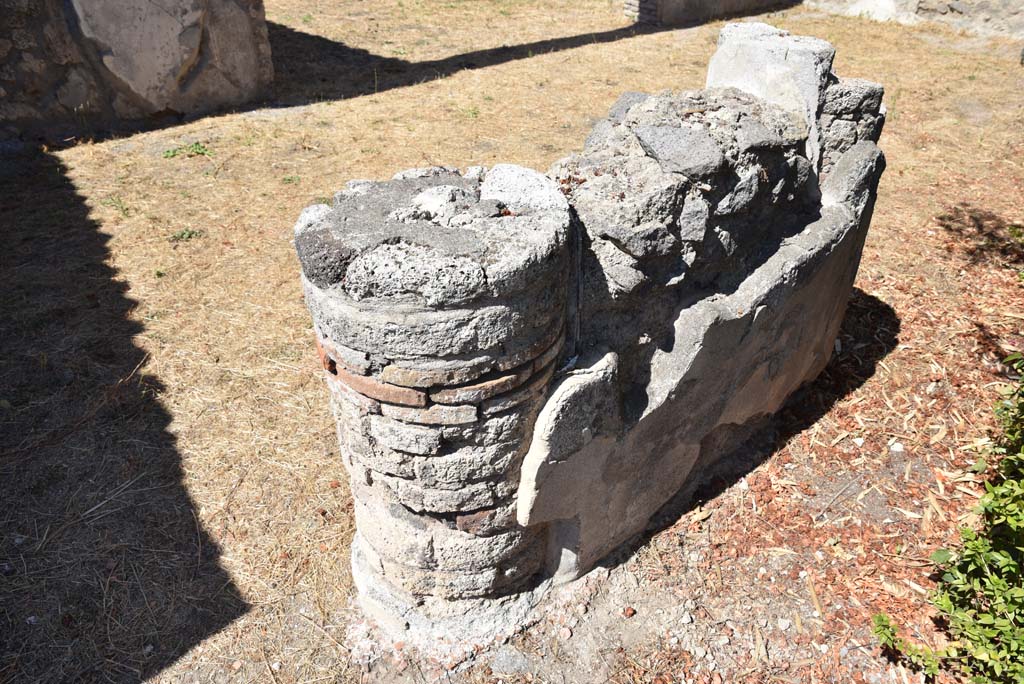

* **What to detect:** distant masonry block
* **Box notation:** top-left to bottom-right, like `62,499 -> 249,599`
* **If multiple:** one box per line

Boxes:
0,0 -> 272,139
294,23 -> 886,650
624,0 -> 796,25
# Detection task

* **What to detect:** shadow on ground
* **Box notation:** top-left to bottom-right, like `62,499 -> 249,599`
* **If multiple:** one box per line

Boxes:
936,203 -> 1024,268
265,0 -> 805,105
0,150 -> 247,682
266,21 -> 670,105
618,287 -> 900,555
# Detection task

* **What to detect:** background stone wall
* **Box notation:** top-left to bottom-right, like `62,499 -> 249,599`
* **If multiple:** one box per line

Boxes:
0,0 -> 272,140
808,0 -> 1024,37
625,0 -> 1023,36
625,0 -> 795,24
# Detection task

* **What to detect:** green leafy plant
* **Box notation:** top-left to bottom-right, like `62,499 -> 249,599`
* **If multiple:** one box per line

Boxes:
100,195 -> 131,217
169,228 -> 203,242
874,354 -> 1024,683
872,614 -> 942,677
163,142 -> 212,159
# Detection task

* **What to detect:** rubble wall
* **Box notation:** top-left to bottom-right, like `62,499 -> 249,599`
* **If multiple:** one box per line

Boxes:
625,0 -> 795,24
807,0 -> 1024,38
624,0 -> 1023,37
0,0 -> 272,139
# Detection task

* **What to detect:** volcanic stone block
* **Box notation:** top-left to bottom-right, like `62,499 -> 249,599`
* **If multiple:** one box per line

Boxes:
367,415 -> 443,455
819,78 -> 886,176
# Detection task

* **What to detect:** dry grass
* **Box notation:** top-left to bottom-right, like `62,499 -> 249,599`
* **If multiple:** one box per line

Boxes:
1,0 -> 1022,682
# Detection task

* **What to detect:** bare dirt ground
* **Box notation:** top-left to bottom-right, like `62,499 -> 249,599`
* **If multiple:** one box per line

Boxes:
1,1 -> 1023,682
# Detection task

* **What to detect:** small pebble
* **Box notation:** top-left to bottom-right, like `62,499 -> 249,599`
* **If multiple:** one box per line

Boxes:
623,606 -> 637,618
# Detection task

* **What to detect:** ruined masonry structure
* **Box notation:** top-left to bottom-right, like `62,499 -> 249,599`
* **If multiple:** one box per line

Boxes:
0,0 -> 272,138
625,0 -> 792,26
625,0 -> 1024,38
295,23 -> 887,647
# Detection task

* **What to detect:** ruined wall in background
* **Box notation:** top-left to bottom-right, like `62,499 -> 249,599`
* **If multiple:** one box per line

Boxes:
807,0 -> 1023,37
0,0 -> 272,140
625,0 -> 795,25
625,0 -> 1023,37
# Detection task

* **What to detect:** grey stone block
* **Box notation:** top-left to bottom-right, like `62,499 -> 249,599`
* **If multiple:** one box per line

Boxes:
706,22 -> 836,170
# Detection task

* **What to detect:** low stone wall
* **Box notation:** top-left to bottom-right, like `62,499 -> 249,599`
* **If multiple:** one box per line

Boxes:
623,0 -> 1024,37
294,23 -> 887,650
625,0 -> 794,24
807,0 -> 1024,37
0,0 -> 272,139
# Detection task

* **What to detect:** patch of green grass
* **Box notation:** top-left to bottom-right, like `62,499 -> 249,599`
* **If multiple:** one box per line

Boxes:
301,13 -> 313,24
873,614 -> 941,677
283,175 -> 301,184
162,142 -> 212,159
100,195 -> 131,218
464,106 -> 480,119
888,87 -> 902,123
874,353 -> 1024,683
169,228 -> 204,242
